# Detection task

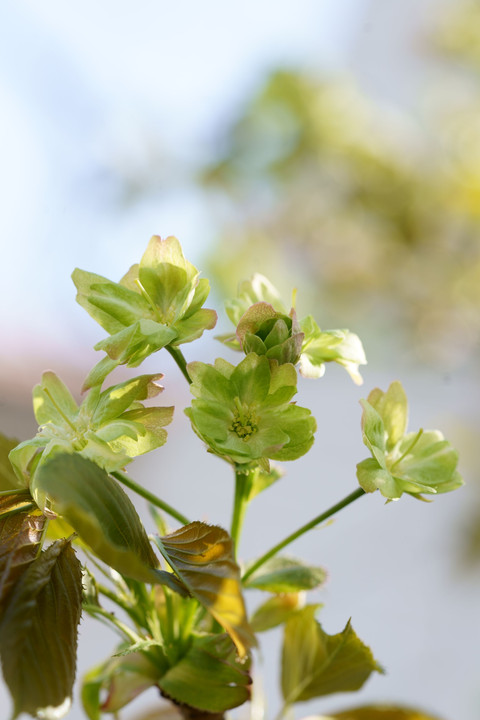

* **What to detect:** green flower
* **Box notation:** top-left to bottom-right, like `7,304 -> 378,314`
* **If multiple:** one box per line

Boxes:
233,302 -> 304,365
72,236 -> 217,388
356,381 -> 464,500
185,353 -> 316,468
218,274 -> 366,383
298,315 -> 366,384
9,371 -> 174,486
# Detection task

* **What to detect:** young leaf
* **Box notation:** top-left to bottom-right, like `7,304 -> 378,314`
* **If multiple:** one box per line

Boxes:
244,556 -> 327,593
82,652 -> 162,717
308,706 -> 445,719
0,508 -> 46,616
0,539 -> 82,719
251,593 -> 303,633
282,606 -> 382,704
33,453 -> 187,594
159,633 -> 251,713
155,522 -> 256,657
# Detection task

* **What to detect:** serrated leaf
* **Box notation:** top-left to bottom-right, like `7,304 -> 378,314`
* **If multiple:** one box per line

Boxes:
244,556 -> 326,593
308,705 -> 445,720
251,593 -> 302,632
159,634 -> 251,713
0,434 -> 23,492
0,508 -> 46,616
155,522 -> 256,657
282,607 -> 382,704
0,539 -> 82,719
33,453 -> 186,594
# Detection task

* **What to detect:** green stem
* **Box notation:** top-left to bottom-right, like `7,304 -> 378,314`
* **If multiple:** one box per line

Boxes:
242,487 -> 366,583
96,583 -> 144,628
230,467 -> 254,558
0,502 -> 36,520
0,488 -> 32,497
82,604 -> 143,643
166,345 -> 192,384
112,470 -> 190,526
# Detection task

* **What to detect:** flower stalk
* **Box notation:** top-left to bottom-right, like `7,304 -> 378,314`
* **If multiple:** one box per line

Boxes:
242,487 -> 366,583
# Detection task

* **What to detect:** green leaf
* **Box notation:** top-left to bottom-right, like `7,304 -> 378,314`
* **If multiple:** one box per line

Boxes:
82,652 -> 161,717
244,556 -> 326,593
155,521 -> 256,657
251,593 -> 303,632
33,453 -> 186,593
0,434 -> 24,492
282,606 -> 382,704
158,633 -> 252,713
308,706 -> 446,720
0,539 -> 82,719
0,507 -> 46,617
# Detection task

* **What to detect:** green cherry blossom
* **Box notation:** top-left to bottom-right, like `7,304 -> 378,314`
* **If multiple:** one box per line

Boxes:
72,236 -> 217,388
218,273 -> 366,383
9,371 -> 174,487
356,381 -> 464,500
298,315 -> 366,384
184,353 -> 316,468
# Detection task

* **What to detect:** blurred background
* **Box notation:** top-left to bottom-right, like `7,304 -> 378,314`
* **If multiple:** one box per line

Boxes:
1,1 -> 480,718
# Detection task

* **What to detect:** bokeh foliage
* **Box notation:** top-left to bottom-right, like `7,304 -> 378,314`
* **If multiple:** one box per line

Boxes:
201,0 -> 480,369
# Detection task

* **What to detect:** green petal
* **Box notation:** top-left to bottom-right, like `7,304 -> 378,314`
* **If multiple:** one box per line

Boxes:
72,269 -> 150,333
395,430 -> 462,492
93,374 -> 164,426
188,361 -> 234,404
368,381 -> 408,451
360,399 -> 387,457
356,458 -> 399,498
231,353 -> 271,405
138,236 -> 196,323
33,371 -> 79,428
171,307 -> 217,345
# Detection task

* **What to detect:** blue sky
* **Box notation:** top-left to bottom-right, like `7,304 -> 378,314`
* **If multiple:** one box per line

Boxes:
0,1 -> 368,360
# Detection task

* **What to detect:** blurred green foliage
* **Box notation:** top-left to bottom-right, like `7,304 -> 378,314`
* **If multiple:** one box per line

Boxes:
202,0 -> 480,369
